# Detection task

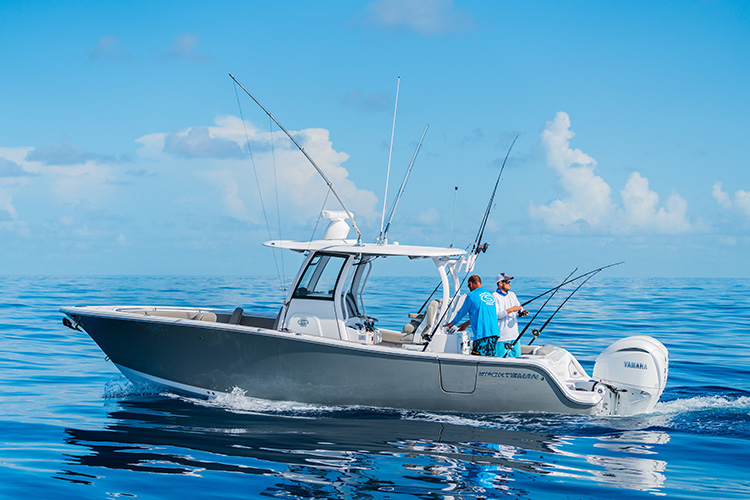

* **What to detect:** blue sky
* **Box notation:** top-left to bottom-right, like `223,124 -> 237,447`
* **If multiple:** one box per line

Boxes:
1,0 -> 748,279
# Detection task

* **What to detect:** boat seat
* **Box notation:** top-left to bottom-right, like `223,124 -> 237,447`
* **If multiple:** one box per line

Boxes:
229,307 -> 244,325
403,300 -> 439,335
142,309 -> 217,322
380,328 -> 414,344
520,344 -> 556,356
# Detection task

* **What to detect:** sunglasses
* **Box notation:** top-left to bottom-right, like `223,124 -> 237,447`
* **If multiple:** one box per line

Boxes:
501,280 -> 511,284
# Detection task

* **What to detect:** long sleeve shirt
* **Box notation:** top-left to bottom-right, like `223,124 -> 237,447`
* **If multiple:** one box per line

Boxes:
451,287 -> 500,340
493,289 -> 521,342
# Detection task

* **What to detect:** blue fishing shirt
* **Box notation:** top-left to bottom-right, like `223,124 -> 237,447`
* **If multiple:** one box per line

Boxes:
451,287 -> 501,340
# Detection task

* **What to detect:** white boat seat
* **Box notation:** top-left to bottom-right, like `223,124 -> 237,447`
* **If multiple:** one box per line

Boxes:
520,344 -> 556,356
141,309 -> 218,322
403,300 -> 439,334
380,328 -> 414,344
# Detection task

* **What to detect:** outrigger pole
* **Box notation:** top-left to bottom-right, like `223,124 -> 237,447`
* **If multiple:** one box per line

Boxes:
379,123 -> 429,244
379,77 -> 400,243
229,74 -> 363,244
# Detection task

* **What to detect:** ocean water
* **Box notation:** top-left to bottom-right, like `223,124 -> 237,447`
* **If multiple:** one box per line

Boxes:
1,275 -> 749,499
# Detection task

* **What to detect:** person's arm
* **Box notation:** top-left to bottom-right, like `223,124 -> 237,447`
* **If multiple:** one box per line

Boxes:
445,293 -> 471,327
508,294 -> 528,316
496,294 -> 511,319
457,320 -> 470,332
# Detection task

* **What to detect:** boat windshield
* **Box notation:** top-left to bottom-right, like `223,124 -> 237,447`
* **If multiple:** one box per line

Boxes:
292,253 -> 348,300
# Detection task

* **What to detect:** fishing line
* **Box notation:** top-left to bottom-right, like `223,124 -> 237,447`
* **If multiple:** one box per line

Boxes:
268,115 -> 286,292
229,74 -> 362,243
233,82 -> 285,292
309,189 -> 332,242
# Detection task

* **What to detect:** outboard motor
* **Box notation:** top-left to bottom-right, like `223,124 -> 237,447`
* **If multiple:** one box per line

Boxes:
593,336 -> 669,415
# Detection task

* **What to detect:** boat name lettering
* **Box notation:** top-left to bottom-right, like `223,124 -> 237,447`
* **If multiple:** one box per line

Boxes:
624,361 -> 647,370
479,371 -> 539,380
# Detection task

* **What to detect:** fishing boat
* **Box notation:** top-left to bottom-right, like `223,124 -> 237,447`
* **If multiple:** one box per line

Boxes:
60,77 -> 669,416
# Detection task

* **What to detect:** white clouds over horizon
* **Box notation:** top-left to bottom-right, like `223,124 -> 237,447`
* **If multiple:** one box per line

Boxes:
712,181 -> 750,217
530,112 -> 691,235
136,116 -> 379,227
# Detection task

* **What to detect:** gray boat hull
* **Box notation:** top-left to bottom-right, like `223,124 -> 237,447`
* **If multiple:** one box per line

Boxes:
62,306 -> 605,414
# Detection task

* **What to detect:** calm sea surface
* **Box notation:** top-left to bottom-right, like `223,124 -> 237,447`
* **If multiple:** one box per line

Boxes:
1,275 -> 749,499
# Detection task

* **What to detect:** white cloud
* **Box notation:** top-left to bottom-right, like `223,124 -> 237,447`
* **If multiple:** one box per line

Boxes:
0,144 -> 117,224
0,187 -> 18,220
0,158 -> 31,177
164,126 -> 244,159
364,0 -> 474,35
220,179 -> 250,222
713,181 -> 750,217
25,141 -> 126,165
530,112 -> 691,234
137,116 -> 379,227
621,172 -> 690,233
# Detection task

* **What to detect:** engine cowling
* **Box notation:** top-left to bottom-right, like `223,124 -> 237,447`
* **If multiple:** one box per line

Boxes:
593,336 -> 669,415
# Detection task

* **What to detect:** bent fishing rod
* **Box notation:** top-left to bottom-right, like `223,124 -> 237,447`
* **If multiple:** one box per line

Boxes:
526,269 -> 601,346
521,261 -> 623,307
503,267 -> 577,357
229,73 -> 363,244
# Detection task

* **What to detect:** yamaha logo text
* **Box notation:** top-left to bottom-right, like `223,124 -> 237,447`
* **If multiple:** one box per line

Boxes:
624,361 -> 648,370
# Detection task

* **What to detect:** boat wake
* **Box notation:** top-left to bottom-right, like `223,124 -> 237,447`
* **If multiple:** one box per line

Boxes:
103,375 -> 162,398
654,393 -> 750,415
195,387 -> 341,416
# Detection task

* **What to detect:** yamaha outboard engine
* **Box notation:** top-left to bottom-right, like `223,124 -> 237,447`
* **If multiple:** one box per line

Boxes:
593,336 -> 669,415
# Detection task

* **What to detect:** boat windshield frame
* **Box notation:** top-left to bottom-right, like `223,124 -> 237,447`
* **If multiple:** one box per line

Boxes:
291,252 -> 349,301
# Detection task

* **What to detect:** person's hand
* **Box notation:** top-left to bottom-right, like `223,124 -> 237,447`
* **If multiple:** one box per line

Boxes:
519,309 -> 529,317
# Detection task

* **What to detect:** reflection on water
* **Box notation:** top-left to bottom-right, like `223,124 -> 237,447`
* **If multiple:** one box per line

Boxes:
548,430 -> 669,491
55,386 -> 671,497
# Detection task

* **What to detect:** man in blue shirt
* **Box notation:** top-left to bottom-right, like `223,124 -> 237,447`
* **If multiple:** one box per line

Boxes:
444,275 -> 501,356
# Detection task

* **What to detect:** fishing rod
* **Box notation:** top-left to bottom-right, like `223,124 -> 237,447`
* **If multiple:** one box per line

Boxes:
527,269 -> 601,346
421,137 -> 519,348
503,267 -> 577,358
379,123 -> 429,244
471,135 -> 518,255
521,261 -> 623,307
229,73 -> 363,244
